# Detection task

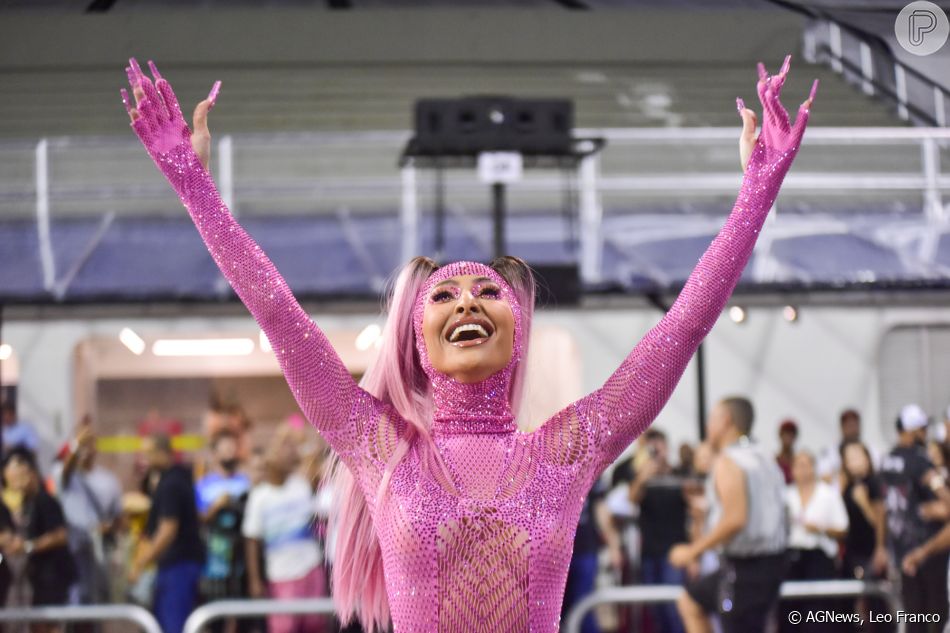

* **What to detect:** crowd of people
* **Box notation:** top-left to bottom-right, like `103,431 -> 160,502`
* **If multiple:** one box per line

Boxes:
3,396 -> 950,633
564,401 -> 950,633
1,401 -> 335,633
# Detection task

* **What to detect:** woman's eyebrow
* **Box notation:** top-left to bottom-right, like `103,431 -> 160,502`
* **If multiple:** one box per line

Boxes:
433,276 -> 493,288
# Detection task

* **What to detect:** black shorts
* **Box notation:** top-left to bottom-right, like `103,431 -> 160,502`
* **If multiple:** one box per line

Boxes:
684,552 -> 787,633
31,581 -> 70,606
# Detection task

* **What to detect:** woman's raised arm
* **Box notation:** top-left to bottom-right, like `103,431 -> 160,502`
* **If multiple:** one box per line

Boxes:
539,55 -> 818,472
122,58 -> 397,463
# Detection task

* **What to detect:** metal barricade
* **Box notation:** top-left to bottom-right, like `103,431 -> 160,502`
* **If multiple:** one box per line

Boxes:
0,584 -> 899,633
182,598 -> 336,633
0,605 -> 162,633
563,579 -> 900,633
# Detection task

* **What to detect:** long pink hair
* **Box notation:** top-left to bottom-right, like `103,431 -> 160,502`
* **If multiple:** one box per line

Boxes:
326,255 -> 536,632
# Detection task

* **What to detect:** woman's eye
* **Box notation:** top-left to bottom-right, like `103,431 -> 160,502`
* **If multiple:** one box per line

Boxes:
431,289 -> 456,303
477,285 -> 501,299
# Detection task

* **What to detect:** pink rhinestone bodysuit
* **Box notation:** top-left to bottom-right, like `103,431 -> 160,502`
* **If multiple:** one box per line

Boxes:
126,58 -> 809,632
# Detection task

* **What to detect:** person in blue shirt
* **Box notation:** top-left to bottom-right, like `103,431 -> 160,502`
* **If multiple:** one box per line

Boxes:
2,401 -> 39,454
195,429 -> 251,602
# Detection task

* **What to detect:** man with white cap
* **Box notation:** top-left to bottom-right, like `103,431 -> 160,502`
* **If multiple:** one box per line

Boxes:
879,404 -> 950,633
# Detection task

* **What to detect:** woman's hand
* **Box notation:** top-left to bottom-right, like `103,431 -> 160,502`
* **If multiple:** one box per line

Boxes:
872,545 -> 889,576
737,54 -> 818,173
121,58 -> 220,172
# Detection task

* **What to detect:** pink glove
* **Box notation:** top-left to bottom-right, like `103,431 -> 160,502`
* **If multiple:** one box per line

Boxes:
121,57 -> 220,185
737,53 -> 819,179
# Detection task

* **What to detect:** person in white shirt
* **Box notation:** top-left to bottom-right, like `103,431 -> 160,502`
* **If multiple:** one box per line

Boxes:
242,444 -> 328,633
53,422 -> 122,608
780,451 -> 849,633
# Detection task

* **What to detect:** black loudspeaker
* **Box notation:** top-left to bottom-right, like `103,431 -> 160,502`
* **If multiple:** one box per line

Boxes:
414,97 -> 573,156
532,264 -> 580,307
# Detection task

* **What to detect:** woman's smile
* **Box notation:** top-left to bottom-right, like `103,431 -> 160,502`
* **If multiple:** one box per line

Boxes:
445,315 -> 496,347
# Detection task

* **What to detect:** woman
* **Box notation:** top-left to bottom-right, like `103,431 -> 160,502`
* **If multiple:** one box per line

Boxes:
839,440 -> 887,581
781,451 -> 849,633
839,440 -> 889,632
121,55 -> 817,632
2,447 -> 78,632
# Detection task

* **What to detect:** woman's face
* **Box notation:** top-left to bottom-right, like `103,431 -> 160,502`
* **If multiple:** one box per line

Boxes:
792,452 -> 815,485
843,443 -> 870,479
421,274 -> 515,383
3,457 -> 32,493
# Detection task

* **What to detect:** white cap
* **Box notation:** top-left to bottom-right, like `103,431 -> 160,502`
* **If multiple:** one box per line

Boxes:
899,404 -> 928,431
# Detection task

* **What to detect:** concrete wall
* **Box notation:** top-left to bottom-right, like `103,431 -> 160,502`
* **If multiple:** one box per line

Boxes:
0,7 -> 804,68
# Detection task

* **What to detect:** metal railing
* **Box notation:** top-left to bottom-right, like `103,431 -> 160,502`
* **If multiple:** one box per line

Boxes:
5,126 -> 948,295
183,598 -> 336,633
800,9 -> 950,127
0,583 -> 902,633
563,579 -> 901,633
0,604 -> 162,633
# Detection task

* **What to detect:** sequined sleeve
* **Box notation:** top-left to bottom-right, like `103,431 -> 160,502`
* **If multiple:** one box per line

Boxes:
543,140 -> 795,472
154,142 -> 396,465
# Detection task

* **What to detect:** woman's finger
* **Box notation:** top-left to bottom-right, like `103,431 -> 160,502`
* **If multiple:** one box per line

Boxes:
120,88 -> 140,123
156,79 -> 184,121
130,57 -> 169,121
765,87 -> 790,134
147,60 -> 187,122
120,88 -> 133,117
770,70 -> 788,99
757,74 -> 777,120
765,54 -> 792,103
193,82 -> 221,132
125,67 -> 143,107
757,70 -> 771,109
792,104 -> 810,137
757,61 -> 769,83
147,60 -> 163,82
736,96 -> 756,130
136,98 -> 158,136
207,81 -> 221,110
193,99 -> 212,138
740,108 -> 757,139
792,79 -> 819,137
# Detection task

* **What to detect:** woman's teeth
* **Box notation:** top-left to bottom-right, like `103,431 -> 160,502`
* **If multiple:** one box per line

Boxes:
449,323 -> 490,342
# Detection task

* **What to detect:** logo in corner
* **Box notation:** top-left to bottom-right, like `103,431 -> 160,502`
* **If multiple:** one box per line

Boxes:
895,1 -> 949,56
